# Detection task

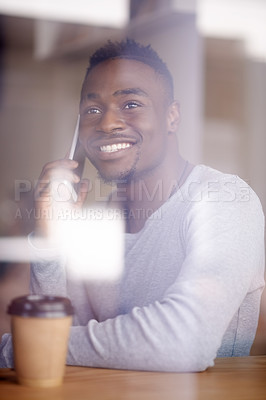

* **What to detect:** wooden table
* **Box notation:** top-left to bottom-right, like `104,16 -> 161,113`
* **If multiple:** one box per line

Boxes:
1,356 -> 266,400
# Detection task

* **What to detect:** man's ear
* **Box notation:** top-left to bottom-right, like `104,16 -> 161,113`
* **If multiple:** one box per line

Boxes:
167,101 -> 180,134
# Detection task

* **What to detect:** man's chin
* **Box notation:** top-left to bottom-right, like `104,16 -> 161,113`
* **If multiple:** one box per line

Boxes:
97,168 -> 137,186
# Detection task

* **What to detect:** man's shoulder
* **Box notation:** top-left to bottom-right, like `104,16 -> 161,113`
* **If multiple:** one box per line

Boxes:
183,164 -> 263,211
190,164 -> 245,184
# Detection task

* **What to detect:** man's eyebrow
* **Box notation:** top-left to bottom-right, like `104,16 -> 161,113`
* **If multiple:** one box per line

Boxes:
86,92 -> 100,100
113,88 -> 149,97
82,88 -> 148,103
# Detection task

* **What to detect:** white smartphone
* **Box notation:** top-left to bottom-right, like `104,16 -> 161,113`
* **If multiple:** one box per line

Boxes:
69,114 -> 81,160
67,114 -> 86,202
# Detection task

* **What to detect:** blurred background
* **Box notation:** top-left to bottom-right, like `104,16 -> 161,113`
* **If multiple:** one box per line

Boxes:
0,0 -> 265,353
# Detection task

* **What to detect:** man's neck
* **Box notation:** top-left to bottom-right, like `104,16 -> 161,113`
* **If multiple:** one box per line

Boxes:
112,154 -> 191,234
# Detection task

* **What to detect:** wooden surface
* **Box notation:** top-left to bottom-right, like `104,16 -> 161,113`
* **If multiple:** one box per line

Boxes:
1,356 -> 266,400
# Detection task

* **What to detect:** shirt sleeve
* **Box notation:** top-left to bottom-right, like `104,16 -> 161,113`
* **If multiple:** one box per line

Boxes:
65,187 -> 265,372
28,233 -> 97,327
0,334 -> 13,368
28,232 -> 68,297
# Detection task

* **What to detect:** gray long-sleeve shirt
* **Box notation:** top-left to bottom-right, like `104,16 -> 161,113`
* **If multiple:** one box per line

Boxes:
1,165 -> 265,371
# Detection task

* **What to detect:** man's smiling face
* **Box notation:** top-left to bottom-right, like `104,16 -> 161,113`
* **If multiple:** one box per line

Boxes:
79,58 -> 175,184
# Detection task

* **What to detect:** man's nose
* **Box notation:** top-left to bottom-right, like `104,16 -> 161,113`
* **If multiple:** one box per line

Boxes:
96,109 -> 126,134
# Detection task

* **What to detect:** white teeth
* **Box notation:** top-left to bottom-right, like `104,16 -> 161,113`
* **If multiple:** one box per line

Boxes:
100,143 -> 131,153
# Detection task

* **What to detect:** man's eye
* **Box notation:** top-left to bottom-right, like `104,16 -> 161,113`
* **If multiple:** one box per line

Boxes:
124,102 -> 139,109
87,107 -> 101,114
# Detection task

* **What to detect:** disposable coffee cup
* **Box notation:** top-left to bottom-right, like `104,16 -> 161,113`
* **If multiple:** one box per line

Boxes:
8,294 -> 74,388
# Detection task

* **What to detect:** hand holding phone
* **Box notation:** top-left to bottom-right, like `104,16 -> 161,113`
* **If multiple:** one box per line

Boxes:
34,115 -> 87,239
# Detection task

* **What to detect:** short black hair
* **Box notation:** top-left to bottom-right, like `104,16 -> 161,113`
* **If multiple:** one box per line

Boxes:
84,38 -> 174,101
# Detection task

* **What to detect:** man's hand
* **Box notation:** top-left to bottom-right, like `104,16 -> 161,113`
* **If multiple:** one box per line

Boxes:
34,158 -> 88,239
